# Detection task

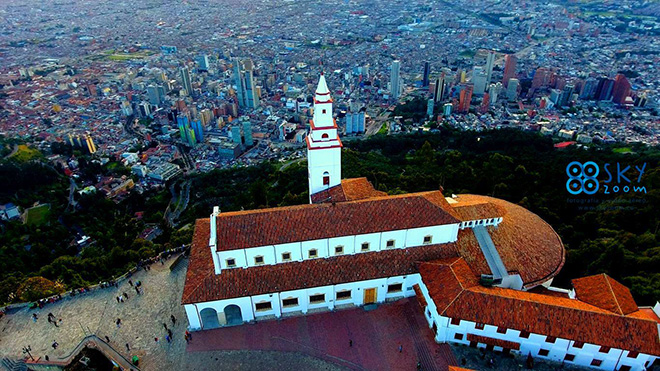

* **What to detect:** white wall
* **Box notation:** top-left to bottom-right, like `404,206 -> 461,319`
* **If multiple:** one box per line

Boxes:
302,238 -> 328,258
275,242 -> 302,263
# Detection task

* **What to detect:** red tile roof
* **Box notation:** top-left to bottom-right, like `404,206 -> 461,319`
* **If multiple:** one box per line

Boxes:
310,177 -> 387,203
183,218 -> 457,304
420,258 -> 660,357
451,195 -> 565,288
214,191 -> 460,251
466,333 -> 521,350
572,274 -> 639,315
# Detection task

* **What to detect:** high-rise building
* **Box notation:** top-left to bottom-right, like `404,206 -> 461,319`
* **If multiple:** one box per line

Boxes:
458,84 -> 473,113
84,133 -> 97,154
138,102 -> 151,117
612,74 -> 632,105
472,67 -> 488,95
558,84 -> 575,108
480,93 -> 490,114
488,83 -> 502,105
390,60 -> 402,99
502,55 -> 517,85
242,120 -> 253,146
197,55 -> 210,72
191,119 -> 204,143
443,103 -> 453,116
434,73 -> 446,103
179,67 -> 193,96
147,85 -> 163,106
422,61 -> 430,87
580,78 -> 598,100
595,78 -> 615,101
485,51 -> 495,84
507,78 -> 520,101
177,116 -> 197,147
231,125 -> 242,146
233,58 -> 260,109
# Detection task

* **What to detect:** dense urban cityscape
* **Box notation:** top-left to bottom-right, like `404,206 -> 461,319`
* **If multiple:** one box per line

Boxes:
0,0 -> 659,370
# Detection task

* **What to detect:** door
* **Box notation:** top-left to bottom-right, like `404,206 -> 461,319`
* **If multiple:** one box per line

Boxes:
200,308 -> 220,329
363,288 -> 377,304
224,304 -> 243,326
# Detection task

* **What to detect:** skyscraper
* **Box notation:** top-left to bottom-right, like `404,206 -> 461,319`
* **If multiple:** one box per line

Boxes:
472,67 -> 488,95
197,55 -> 210,72
612,74 -> 632,105
485,51 -> 495,84
147,85 -> 163,106
507,78 -> 520,101
233,58 -> 260,109
179,67 -> 193,96
242,120 -> 253,146
458,84 -> 473,113
434,73 -> 446,103
191,119 -> 204,143
427,99 -> 434,118
595,78 -> 615,101
422,61 -> 430,87
390,60 -> 401,99
502,54 -> 517,86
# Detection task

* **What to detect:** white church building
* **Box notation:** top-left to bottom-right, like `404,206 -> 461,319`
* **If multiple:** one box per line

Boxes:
182,74 -> 660,371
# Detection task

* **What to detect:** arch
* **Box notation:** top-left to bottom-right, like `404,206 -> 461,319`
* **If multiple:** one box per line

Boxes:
200,308 -> 220,329
323,171 -> 330,186
321,133 -> 329,139
224,304 -> 243,326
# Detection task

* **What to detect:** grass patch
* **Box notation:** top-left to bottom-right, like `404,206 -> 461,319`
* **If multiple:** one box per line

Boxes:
10,145 -> 41,162
25,204 -> 50,226
613,147 -> 633,154
378,123 -> 388,135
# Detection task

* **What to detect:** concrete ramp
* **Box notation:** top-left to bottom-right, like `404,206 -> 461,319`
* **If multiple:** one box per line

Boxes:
472,226 -> 508,280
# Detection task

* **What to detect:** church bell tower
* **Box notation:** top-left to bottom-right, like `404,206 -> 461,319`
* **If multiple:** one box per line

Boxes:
307,73 -> 342,202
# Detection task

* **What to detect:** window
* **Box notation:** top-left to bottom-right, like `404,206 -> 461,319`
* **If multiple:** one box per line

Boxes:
282,252 -> 291,261
387,283 -> 403,293
546,336 -> 556,344
309,294 -> 325,303
564,354 -> 575,362
627,351 -> 638,359
322,172 -> 329,186
336,290 -> 351,300
619,366 -> 631,371
334,245 -> 343,255
321,133 -> 329,139
450,318 -> 461,326
309,249 -> 318,258
322,109 -> 327,114
538,349 -> 549,357
282,298 -> 298,307
254,256 -> 264,265
255,301 -> 272,311
454,333 -> 463,340
519,330 -> 530,338
591,359 -> 602,367
599,346 -> 611,353
226,258 -> 236,267
423,235 -> 432,244
573,341 -> 584,349
386,239 -> 395,248
469,341 -> 477,348
475,323 -> 485,330
497,326 -> 507,334
361,242 -> 370,251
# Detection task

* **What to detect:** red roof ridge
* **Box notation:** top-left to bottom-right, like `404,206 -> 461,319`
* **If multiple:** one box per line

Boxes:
603,273 -> 624,315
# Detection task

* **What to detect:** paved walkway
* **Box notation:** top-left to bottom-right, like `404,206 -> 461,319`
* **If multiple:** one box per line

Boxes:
188,298 -> 458,371
0,257 -> 340,370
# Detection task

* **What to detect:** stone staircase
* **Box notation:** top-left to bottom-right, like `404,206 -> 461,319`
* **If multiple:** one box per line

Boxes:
1,358 -> 27,371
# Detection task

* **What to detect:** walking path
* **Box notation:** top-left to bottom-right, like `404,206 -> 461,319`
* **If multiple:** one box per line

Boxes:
0,257 -> 340,371
188,298 -> 458,371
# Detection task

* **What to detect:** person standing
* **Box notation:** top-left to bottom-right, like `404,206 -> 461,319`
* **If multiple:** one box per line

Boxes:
32,313 -> 38,322
171,315 -> 176,325
126,343 -> 130,351
116,318 -> 122,328
185,330 -> 192,341
105,336 -> 110,343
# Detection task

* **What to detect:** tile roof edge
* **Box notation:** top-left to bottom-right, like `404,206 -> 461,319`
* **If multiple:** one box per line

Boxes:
604,274 -> 625,315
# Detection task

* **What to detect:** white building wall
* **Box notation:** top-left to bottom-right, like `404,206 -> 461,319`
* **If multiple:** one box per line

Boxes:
380,230 -> 407,250
184,304 -> 201,329
355,233 -> 381,253
279,289 -> 309,315
329,235 -> 355,256
302,238 -> 328,258
244,245 -> 276,267
308,146 -> 341,196
217,250 -> 247,269
274,242 -> 302,262
193,296 -> 255,329
252,293 -> 281,318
